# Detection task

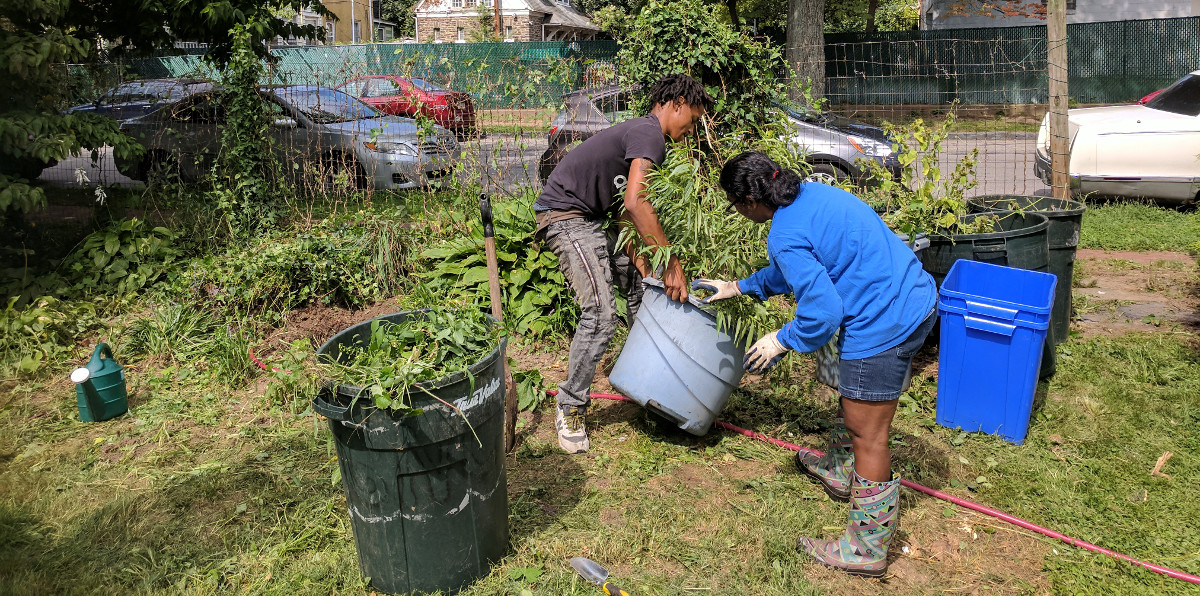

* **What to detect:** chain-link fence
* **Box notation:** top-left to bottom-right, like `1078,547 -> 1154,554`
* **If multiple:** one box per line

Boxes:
46,17 -> 1198,198
826,16 -> 1200,106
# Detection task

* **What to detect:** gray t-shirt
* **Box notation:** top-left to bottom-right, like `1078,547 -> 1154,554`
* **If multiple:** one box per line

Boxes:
536,114 -> 667,219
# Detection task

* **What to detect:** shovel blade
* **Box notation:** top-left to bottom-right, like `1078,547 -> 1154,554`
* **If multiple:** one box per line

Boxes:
569,556 -> 610,587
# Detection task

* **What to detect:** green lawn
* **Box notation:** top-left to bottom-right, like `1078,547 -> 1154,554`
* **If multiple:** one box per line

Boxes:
2,186 -> 1198,594
1079,201 -> 1200,253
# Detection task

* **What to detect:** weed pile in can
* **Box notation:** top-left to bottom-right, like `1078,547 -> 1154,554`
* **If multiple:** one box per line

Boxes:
325,308 -> 502,413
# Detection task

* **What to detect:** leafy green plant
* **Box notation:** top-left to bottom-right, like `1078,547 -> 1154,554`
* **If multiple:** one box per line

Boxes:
0,296 -> 100,375
618,137 -> 797,347
419,191 -> 578,337
510,363 -> 546,412
323,309 -> 502,413
856,112 -> 994,236
211,21 -> 282,236
596,0 -> 792,139
64,218 -> 180,298
174,208 -> 412,315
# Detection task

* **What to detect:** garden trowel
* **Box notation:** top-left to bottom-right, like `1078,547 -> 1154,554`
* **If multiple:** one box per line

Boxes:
479,192 -> 519,453
569,557 -> 629,596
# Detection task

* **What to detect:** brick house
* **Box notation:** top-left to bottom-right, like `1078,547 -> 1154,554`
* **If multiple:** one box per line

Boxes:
415,0 -> 599,43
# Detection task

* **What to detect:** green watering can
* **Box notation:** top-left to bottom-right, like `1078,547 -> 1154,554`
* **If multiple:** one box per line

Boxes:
69,343 -> 128,422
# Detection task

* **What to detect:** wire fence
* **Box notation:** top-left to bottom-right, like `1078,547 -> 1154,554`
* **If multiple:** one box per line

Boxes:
47,16 -> 1200,199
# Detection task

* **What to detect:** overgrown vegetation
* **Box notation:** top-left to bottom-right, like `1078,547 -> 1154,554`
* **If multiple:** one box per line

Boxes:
419,191 -> 578,337
857,112 -> 996,236
323,308 -> 502,412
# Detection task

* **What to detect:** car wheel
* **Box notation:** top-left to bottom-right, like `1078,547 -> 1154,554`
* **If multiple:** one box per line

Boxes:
804,164 -> 846,185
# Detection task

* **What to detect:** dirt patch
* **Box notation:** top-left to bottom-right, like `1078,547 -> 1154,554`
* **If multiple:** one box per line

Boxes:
1072,249 -> 1199,338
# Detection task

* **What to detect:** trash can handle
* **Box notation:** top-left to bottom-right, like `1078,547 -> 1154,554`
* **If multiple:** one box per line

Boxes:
313,383 -> 352,421
971,238 -> 1007,261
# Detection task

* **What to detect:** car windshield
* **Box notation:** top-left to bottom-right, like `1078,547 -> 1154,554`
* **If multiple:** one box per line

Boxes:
410,78 -> 446,92
275,87 -> 378,123
1145,74 -> 1200,117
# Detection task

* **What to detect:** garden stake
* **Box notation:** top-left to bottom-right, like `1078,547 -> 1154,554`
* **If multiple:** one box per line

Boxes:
480,193 -> 519,453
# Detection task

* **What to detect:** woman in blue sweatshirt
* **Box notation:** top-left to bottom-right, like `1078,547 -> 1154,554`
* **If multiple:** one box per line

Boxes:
693,151 -> 937,578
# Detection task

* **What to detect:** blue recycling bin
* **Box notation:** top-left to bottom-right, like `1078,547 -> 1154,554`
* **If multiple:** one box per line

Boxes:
936,260 -> 1057,444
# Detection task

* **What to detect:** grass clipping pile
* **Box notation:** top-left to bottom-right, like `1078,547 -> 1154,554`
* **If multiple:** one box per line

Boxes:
322,308 -> 502,416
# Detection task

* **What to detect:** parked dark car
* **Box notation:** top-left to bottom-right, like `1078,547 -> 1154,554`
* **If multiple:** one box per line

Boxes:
536,86 -> 900,184
67,78 -> 213,122
336,75 -> 477,138
115,85 -> 460,191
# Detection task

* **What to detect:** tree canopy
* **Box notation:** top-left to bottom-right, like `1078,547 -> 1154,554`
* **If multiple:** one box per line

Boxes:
0,0 -> 332,213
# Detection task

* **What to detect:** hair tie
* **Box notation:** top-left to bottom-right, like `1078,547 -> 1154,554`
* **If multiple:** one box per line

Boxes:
771,170 -> 779,179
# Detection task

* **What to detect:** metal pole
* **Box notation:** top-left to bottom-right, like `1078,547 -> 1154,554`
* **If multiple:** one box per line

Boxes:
1048,0 -> 1070,200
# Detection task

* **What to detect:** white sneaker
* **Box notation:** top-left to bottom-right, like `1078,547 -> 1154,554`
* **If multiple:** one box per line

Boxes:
555,405 -> 589,454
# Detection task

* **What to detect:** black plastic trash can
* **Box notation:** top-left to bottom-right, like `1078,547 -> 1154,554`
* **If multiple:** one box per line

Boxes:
313,311 -> 509,595
967,195 -> 1085,345
920,211 -> 1056,378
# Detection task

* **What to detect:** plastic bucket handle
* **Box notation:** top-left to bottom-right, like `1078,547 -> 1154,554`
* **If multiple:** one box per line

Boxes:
313,383 -> 352,422
92,342 -> 114,364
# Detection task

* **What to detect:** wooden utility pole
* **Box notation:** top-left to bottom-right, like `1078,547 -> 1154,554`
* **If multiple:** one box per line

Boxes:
1048,0 -> 1070,199
495,0 -> 502,39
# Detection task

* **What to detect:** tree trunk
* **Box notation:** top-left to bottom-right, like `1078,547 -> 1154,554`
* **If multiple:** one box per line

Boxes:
865,0 -> 879,32
725,0 -> 740,31
786,0 -> 825,101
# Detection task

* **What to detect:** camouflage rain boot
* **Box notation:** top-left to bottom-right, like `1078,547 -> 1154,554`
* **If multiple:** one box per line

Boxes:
796,471 -> 900,578
795,416 -> 853,501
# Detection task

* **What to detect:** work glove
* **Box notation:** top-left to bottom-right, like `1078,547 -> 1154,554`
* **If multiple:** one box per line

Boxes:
690,278 -> 741,304
744,329 -> 788,374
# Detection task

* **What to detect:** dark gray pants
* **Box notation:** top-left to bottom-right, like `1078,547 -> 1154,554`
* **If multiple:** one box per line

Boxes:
542,217 -> 645,409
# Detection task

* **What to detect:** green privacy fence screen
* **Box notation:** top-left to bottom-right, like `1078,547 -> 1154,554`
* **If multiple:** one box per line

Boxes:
126,41 -> 621,110
122,16 -> 1195,108
824,16 -> 1200,105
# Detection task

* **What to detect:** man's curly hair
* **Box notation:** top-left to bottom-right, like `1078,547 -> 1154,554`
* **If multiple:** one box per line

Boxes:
645,73 -> 714,112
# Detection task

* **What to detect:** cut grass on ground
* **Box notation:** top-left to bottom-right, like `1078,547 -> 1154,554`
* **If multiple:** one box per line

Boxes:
1079,201 -> 1199,253
3,327 -> 1198,594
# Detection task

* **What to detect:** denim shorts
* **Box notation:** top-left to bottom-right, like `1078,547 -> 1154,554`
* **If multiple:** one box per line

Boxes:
838,308 -> 937,402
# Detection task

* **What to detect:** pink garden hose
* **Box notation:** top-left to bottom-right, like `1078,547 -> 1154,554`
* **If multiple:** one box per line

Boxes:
548,390 -> 1200,586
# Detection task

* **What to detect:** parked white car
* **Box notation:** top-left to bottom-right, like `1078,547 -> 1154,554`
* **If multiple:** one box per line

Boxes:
1034,70 -> 1200,204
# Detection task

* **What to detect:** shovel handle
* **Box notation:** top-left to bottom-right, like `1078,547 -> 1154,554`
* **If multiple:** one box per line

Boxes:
479,193 -> 494,239
602,582 -> 629,596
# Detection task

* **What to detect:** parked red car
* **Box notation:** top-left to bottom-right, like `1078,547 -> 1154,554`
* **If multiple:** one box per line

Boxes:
336,75 -> 477,138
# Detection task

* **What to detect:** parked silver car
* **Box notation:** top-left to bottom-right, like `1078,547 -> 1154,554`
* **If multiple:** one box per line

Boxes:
116,85 -> 460,190
536,85 -> 899,184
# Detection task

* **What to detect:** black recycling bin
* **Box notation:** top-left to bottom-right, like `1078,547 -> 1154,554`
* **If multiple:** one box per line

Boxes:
921,211 -> 1057,378
313,311 -> 509,595
967,195 -> 1085,346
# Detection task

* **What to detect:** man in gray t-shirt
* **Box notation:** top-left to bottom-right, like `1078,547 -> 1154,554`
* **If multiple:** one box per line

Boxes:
534,74 -> 713,454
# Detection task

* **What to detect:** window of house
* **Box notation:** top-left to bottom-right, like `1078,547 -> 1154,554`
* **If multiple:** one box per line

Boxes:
352,21 -> 361,43
432,27 -> 441,42
457,27 -> 465,41
326,23 -> 335,43
453,0 -> 462,7
465,0 -> 475,7
505,25 -> 513,40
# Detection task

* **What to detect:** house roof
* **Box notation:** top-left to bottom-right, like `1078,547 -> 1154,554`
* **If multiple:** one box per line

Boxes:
529,0 -> 598,30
